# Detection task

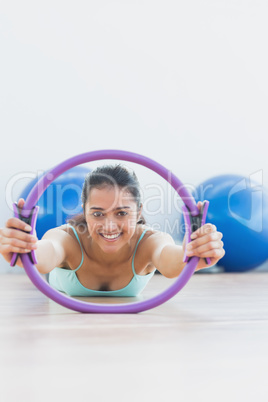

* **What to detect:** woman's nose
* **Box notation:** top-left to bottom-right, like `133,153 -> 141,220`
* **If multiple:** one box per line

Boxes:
103,218 -> 118,232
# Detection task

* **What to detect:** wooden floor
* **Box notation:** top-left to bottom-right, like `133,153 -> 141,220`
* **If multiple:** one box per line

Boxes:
1,271 -> 268,402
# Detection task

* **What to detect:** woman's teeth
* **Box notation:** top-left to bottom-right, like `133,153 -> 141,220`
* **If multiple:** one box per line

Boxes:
100,233 -> 121,240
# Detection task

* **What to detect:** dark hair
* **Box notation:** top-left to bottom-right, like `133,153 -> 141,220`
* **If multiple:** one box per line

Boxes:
67,164 -> 146,230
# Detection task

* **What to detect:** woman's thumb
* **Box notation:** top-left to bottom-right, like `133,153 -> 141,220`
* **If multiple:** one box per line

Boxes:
17,198 -> 25,208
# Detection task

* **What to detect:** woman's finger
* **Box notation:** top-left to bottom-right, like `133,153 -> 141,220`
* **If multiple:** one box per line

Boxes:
197,201 -> 203,210
0,227 -> 37,244
1,236 -> 37,250
17,198 -> 25,208
196,248 -> 226,259
187,231 -> 223,251
186,240 -> 224,256
0,244 -> 32,254
191,223 -> 217,239
5,217 -> 32,232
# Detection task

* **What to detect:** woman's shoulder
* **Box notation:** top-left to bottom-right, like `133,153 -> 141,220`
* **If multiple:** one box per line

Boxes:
42,224 -> 81,245
134,225 -> 175,274
139,224 -> 175,243
137,225 -> 175,258
59,223 -> 88,238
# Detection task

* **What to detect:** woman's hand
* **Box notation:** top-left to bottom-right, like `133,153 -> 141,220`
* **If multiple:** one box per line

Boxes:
0,198 -> 38,267
183,201 -> 225,271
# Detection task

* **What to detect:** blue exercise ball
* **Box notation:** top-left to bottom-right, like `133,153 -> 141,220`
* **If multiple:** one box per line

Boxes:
180,174 -> 268,272
20,166 -> 90,239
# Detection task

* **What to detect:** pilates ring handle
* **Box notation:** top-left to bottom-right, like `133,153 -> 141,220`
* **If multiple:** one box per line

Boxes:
182,201 -> 211,265
10,203 -> 39,267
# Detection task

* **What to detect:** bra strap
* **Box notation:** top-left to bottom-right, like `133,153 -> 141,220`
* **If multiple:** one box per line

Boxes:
67,224 -> 84,272
131,228 -> 148,276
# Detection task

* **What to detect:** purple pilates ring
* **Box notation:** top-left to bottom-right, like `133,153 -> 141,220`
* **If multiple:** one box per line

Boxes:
12,150 -> 210,314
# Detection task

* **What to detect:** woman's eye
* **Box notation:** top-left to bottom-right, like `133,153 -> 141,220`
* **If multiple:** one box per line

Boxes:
93,212 -> 103,217
118,211 -> 128,216
92,211 -> 128,218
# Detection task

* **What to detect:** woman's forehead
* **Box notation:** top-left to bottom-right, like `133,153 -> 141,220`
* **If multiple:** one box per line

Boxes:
87,186 -> 136,207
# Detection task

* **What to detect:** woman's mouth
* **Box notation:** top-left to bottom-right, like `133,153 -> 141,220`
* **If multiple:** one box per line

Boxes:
99,232 -> 122,242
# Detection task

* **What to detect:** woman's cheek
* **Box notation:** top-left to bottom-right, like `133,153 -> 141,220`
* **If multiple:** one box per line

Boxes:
86,220 -> 101,236
124,218 -> 137,233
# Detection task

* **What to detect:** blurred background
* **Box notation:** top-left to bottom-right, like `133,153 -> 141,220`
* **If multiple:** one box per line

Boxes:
0,0 -> 267,272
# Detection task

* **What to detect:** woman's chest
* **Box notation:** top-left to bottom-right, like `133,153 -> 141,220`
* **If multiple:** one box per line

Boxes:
75,255 -> 152,291
65,226 -> 155,291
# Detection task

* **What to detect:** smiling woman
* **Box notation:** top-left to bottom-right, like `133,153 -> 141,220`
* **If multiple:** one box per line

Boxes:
67,164 -> 146,232
0,150 -> 224,313
47,165 -> 158,296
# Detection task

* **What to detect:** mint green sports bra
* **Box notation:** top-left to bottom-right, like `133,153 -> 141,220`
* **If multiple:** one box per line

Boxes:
48,225 -> 156,297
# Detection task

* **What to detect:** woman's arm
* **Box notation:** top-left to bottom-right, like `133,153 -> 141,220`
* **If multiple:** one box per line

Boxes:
0,198 -> 72,274
146,232 -> 187,278
34,228 -> 72,274
147,223 -> 225,278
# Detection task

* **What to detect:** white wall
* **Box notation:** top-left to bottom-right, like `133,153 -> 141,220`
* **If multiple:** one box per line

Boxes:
1,0 -> 267,272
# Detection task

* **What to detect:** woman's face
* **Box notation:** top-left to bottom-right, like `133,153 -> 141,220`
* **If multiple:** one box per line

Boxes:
84,185 -> 142,253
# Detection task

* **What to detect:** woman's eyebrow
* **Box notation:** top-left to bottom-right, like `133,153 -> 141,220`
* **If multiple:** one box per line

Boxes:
90,206 -> 131,210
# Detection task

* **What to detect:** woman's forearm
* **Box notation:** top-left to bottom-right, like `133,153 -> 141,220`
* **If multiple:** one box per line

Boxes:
34,239 -> 64,274
157,244 -> 187,278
